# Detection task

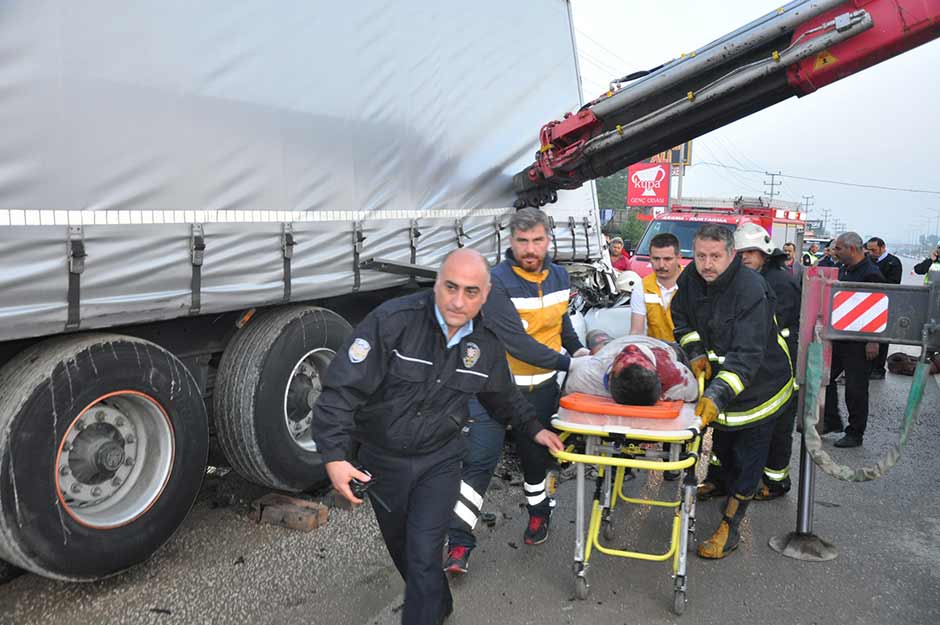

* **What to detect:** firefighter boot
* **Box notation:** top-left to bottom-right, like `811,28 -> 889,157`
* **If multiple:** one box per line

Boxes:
697,494 -> 751,559
696,458 -> 727,500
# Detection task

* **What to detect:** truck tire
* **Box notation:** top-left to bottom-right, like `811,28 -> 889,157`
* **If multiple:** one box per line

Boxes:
0,334 -> 209,581
213,306 -> 351,491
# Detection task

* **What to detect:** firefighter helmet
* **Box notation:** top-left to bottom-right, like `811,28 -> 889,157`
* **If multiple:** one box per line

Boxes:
734,221 -> 773,255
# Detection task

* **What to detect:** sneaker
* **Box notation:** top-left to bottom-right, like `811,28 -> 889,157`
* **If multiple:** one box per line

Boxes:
821,423 -> 843,435
663,470 -> 681,481
869,370 -> 886,380
444,546 -> 471,574
523,513 -> 550,545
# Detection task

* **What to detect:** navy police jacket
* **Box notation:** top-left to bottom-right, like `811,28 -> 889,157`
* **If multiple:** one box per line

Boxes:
313,290 -> 544,462
672,255 -> 794,429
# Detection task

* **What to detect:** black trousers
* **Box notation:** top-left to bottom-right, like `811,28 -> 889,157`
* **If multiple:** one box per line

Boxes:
447,397 -> 506,550
868,343 -> 889,376
761,394 -> 797,485
706,416 -> 777,498
824,341 -> 870,437
358,437 -> 462,625
512,379 -> 561,514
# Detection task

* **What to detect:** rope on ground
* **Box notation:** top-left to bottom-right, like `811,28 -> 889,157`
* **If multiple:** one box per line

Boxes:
800,341 -> 929,482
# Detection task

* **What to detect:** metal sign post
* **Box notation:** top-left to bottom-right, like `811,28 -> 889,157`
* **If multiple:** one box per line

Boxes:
771,267 -> 940,561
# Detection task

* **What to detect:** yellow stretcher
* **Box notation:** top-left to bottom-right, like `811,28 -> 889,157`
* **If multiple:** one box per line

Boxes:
550,401 -> 703,615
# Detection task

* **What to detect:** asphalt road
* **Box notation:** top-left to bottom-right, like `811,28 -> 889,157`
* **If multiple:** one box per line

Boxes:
1,255 -> 937,625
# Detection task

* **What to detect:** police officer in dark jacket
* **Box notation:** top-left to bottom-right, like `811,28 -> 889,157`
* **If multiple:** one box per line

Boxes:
823,232 -> 885,448
313,249 -> 563,625
672,224 -> 793,559
733,223 -> 801,500
865,237 -> 902,379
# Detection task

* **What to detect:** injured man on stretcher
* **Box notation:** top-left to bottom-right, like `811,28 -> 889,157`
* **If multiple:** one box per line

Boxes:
565,331 -> 699,405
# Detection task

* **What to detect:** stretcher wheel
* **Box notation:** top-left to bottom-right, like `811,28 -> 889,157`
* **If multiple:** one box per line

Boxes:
575,575 -> 590,600
602,518 -> 615,542
672,589 -> 687,615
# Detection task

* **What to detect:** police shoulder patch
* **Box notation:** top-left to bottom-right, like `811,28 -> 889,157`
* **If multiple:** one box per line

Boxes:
348,338 -> 371,363
463,342 -> 481,368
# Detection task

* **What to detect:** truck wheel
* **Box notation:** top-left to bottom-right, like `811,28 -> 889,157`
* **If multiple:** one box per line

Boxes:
213,306 -> 351,491
0,334 -> 208,581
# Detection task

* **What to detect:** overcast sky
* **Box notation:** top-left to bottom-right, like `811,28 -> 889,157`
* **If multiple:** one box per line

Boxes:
570,0 -> 940,248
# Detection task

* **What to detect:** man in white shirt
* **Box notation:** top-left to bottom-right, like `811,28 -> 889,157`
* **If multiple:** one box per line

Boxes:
629,233 -> 682,341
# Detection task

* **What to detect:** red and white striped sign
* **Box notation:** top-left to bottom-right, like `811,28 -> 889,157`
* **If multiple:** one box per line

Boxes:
831,291 -> 888,333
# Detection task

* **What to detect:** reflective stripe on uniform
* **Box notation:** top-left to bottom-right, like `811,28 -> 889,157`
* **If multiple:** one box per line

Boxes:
644,293 -> 662,304
763,466 -> 790,482
514,371 -> 556,386
524,480 -> 547,506
679,331 -> 701,346
716,370 -> 744,395
509,289 -> 569,311
453,500 -> 478,529
780,328 -> 791,338
777,333 -> 794,376
460,481 -> 484,509
718,377 -> 794,426
706,350 -> 726,364
453,481 -> 484,529
709,452 -> 721,467
456,368 -> 489,379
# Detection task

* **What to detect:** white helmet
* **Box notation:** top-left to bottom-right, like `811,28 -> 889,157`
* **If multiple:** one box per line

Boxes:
614,269 -> 641,293
734,221 -> 773,255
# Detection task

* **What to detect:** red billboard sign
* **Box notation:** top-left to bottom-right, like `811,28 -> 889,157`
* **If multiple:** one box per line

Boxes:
627,162 -> 670,206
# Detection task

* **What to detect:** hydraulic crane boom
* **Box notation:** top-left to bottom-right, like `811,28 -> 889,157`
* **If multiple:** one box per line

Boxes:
513,0 -> 940,208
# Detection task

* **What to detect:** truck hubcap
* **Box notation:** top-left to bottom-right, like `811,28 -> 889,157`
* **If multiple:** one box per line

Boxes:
56,392 -> 174,529
284,348 -> 334,452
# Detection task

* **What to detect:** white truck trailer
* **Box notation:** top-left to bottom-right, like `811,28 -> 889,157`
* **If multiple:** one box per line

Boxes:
0,1 -> 602,580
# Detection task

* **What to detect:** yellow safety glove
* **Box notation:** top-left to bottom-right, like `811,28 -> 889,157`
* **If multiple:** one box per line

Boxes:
689,355 -> 712,381
695,396 -> 720,427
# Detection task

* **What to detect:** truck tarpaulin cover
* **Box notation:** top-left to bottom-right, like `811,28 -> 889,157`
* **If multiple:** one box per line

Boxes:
0,1 -> 599,341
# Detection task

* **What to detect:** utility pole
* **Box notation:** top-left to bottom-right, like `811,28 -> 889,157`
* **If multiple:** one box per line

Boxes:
764,171 -> 782,204
820,207 -> 832,234
802,194 -> 814,216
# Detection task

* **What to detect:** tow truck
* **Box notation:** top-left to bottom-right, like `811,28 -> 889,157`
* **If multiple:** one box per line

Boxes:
513,0 -> 940,210
626,196 -> 807,277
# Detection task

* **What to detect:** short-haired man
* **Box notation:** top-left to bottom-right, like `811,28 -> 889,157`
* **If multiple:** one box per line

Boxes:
313,249 -> 563,624
817,240 -> 839,268
865,237 -> 902,379
565,333 -> 699,404
802,242 -> 820,266
822,232 -> 885,448
734,223 -> 801,500
671,224 -> 793,559
630,232 -> 682,341
444,208 -> 588,574
782,242 -> 804,281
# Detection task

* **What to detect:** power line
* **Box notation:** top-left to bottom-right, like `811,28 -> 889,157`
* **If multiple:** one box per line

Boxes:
579,50 -> 623,76
575,28 -> 630,67
696,144 -> 766,196
696,161 -> 940,196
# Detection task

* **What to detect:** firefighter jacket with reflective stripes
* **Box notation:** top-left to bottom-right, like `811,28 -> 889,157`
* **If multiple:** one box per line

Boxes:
312,290 -> 544,462
641,272 -> 676,342
761,255 -> 801,359
484,249 -> 584,386
672,255 -> 793,429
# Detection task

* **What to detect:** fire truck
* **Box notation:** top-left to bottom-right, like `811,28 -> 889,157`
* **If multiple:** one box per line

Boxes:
625,197 -> 806,277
